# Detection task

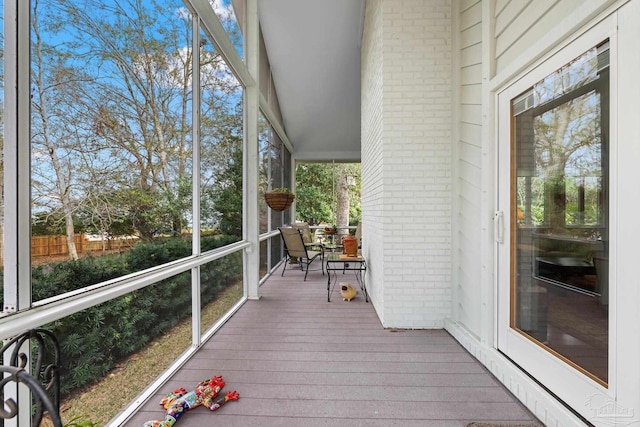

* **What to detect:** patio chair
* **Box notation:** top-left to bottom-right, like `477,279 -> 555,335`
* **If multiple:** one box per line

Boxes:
293,221 -> 324,251
279,226 -> 324,280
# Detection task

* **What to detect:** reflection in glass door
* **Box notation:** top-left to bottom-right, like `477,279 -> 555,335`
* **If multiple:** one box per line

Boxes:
511,42 -> 609,384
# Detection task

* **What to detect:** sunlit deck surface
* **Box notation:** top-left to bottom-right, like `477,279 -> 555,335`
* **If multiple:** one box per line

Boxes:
124,262 -> 541,427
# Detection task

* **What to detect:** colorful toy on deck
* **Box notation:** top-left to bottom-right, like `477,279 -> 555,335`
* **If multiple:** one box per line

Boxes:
143,375 -> 239,427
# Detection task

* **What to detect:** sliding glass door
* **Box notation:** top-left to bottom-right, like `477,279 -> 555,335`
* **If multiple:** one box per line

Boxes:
497,19 -> 613,416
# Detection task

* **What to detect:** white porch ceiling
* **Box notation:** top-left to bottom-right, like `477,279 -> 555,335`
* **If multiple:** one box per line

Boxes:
258,0 -> 365,162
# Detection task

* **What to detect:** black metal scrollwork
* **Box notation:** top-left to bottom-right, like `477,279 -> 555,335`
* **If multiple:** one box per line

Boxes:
1,329 -> 62,426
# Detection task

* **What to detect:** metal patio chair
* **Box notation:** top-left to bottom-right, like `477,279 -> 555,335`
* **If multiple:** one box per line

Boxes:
293,221 -> 324,251
279,226 -> 324,281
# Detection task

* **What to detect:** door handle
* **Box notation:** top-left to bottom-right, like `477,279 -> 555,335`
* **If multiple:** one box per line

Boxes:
494,211 -> 504,244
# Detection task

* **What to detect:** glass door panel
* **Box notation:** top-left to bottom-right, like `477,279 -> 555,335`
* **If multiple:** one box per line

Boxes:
511,42 -> 609,384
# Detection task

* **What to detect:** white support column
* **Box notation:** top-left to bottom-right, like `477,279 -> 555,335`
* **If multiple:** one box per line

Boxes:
3,0 -> 32,316
245,0 -> 260,300
291,157 -> 297,219
3,1 -> 33,425
191,17 -> 202,346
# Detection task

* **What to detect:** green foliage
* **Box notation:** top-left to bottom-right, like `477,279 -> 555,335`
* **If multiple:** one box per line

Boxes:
208,142 -> 243,237
162,177 -> 193,237
32,211 -> 66,236
32,256 -> 129,300
76,189 -> 138,238
269,187 -> 291,193
32,211 -> 89,236
126,239 -> 188,271
295,164 -> 336,224
295,163 -> 361,225
200,251 -> 243,306
116,188 -> 175,242
202,234 -> 241,252
32,237 -> 242,397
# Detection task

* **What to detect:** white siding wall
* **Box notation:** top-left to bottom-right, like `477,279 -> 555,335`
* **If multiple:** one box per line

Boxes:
448,1 -> 636,426
361,0 -> 452,328
493,0 -> 617,74
455,0 -> 483,337
496,0 -> 568,72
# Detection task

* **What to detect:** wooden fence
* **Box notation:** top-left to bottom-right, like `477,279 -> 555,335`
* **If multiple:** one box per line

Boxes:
31,234 -> 138,258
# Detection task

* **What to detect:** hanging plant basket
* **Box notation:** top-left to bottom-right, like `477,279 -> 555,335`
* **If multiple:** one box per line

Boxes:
265,191 -> 295,211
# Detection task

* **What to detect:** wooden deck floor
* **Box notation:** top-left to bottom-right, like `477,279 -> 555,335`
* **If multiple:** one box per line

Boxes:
124,263 -> 541,427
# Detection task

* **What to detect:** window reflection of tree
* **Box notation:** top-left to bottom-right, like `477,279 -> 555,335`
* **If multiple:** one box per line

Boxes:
512,42 -> 610,383
516,43 -> 609,233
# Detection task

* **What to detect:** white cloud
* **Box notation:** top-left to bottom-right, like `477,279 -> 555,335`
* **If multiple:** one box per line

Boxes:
208,0 -> 235,22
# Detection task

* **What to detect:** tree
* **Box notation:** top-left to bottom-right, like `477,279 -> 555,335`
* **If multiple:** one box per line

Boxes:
29,0 -> 245,250
531,51 -> 603,231
295,163 -> 361,227
199,36 -> 244,233
295,164 -> 334,224
335,163 -> 361,232
31,0 -> 91,259
63,0 -> 195,235
208,144 -> 243,237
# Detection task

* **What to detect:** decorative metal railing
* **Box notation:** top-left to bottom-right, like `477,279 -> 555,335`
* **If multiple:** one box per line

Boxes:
1,329 -> 62,426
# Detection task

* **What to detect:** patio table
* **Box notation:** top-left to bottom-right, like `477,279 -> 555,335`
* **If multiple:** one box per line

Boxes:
325,253 -> 367,302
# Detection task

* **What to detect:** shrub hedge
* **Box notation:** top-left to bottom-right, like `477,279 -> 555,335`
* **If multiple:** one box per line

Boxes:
27,235 -> 242,396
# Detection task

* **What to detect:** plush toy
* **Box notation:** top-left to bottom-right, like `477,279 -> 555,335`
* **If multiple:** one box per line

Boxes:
143,375 -> 239,427
340,283 -> 357,301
